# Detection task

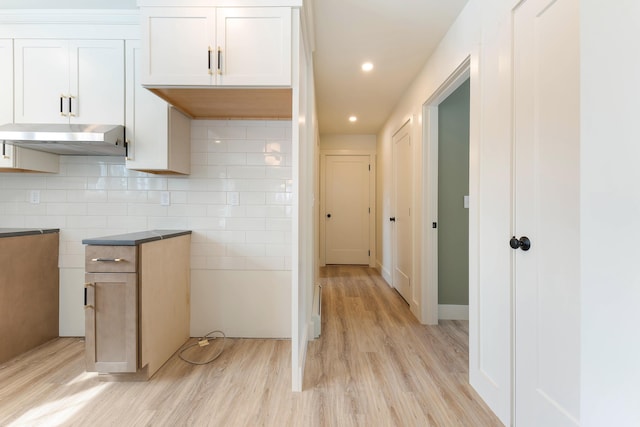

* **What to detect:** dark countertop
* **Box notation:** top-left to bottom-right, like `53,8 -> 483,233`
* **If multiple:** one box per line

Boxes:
0,228 -> 60,238
82,230 -> 192,246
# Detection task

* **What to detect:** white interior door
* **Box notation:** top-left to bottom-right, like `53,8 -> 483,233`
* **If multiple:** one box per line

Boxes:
513,0 -> 580,425
392,123 -> 412,303
324,155 -> 370,265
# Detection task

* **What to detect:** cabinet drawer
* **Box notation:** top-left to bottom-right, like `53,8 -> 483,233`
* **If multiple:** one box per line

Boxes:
85,246 -> 137,273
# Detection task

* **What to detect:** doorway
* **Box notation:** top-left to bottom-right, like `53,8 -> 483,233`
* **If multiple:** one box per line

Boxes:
422,58 -> 471,324
437,79 -> 470,320
320,152 -> 375,267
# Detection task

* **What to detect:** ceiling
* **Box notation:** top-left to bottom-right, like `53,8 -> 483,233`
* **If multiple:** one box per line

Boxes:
312,0 -> 468,135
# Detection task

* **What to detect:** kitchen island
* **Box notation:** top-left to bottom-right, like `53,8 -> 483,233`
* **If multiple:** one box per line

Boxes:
83,230 -> 191,380
0,228 -> 59,364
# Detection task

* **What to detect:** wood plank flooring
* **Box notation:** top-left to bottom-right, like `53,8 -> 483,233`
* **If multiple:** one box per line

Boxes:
0,266 -> 502,426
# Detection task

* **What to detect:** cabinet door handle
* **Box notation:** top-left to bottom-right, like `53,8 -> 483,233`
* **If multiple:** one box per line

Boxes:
208,46 -> 213,75
84,282 -> 94,307
91,258 -> 124,262
60,94 -> 67,117
68,95 -> 75,117
217,47 -> 222,75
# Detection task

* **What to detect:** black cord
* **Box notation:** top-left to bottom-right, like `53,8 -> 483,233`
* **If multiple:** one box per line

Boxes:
178,330 -> 226,365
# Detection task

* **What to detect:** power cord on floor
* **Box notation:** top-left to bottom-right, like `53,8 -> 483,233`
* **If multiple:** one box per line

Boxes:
178,330 -> 226,365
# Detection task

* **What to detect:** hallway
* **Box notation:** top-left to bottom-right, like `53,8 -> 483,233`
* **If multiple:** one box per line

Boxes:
303,265 -> 501,425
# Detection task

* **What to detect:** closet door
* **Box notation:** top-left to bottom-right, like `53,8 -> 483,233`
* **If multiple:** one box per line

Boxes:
512,0 -> 580,424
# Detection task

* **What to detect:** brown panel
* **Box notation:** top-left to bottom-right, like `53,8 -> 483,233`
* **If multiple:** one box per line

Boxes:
149,88 -> 292,120
140,235 -> 190,377
86,272 -> 138,373
85,246 -> 137,273
0,233 -> 59,364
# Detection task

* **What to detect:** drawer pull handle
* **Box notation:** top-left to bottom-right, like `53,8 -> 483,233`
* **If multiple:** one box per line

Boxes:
91,258 -> 124,262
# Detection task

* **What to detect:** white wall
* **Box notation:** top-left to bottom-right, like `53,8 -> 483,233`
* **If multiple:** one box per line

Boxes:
580,2 -> 640,426
0,119 -> 293,338
319,134 -> 376,153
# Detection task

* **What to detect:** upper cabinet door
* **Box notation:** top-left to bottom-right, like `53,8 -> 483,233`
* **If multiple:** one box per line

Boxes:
0,39 -> 12,125
216,8 -> 291,86
141,8 -> 215,86
69,40 -> 124,125
14,39 -> 69,124
14,39 -> 124,125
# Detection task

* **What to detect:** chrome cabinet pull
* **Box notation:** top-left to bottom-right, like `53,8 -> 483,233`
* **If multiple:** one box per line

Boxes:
91,258 -> 124,262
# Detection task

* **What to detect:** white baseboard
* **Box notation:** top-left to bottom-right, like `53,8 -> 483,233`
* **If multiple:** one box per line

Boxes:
377,261 -> 392,286
438,304 -> 469,320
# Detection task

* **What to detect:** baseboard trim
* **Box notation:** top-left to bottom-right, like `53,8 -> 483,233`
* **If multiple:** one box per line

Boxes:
377,261 -> 392,286
438,304 -> 469,320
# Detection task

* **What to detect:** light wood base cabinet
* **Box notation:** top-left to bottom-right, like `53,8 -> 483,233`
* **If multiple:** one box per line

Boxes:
0,231 -> 59,364
84,233 -> 190,380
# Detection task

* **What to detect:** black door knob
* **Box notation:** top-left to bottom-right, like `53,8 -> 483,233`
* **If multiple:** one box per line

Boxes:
326,213 -> 331,218
510,236 -> 531,251
390,217 -> 396,222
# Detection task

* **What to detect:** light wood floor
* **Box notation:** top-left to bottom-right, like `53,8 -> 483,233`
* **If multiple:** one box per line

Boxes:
0,266 -> 502,426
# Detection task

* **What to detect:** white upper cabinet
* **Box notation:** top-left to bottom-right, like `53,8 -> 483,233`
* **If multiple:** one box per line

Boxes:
0,39 -> 58,173
0,39 -> 12,124
141,8 -> 214,86
14,39 -> 124,125
141,7 -> 291,87
125,40 -> 190,174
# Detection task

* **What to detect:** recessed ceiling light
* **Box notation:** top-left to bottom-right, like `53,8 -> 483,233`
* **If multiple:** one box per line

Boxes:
349,116 -> 357,122
361,62 -> 374,72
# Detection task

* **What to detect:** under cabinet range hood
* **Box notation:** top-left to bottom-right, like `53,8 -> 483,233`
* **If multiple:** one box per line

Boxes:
0,123 -> 126,156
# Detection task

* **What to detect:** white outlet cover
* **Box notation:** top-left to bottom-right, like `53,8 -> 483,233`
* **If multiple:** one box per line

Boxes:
160,191 -> 170,206
30,190 -> 40,204
227,192 -> 240,206
464,195 -> 470,209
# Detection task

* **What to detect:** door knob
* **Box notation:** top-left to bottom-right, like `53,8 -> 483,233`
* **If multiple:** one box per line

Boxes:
510,236 -> 531,251
326,213 -> 331,218
390,217 -> 396,222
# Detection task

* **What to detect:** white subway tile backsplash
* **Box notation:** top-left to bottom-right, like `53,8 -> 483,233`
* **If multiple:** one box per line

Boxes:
127,178 -> 168,191
246,153 -> 286,166
228,140 -> 266,153
107,190 -> 149,203
225,218 -> 266,231
266,167 -> 292,179
246,126 -> 285,140
208,153 -> 247,165
187,191 -> 226,205
0,119 -> 293,337
46,177 -> 87,190
239,192 -> 266,205
147,217 -> 189,230
208,126 -> 247,140
87,177 -> 127,190
87,202 -> 127,216
47,203 -> 87,216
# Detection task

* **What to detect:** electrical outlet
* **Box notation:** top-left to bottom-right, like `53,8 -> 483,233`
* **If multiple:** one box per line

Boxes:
30,190 -> 40,204
160,191 -> 170,206
227,192 -> 240,206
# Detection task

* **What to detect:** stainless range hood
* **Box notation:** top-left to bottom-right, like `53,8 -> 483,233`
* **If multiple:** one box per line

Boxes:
0,123 -> 126,156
